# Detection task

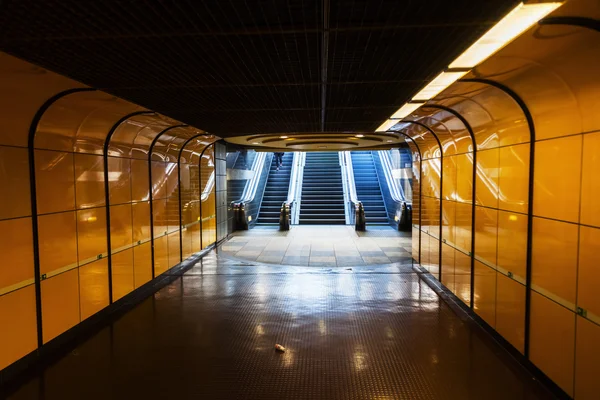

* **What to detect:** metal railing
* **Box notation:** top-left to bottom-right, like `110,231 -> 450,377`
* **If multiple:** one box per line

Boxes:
340,151 -> 365,231
376,150 -> 412,231
282,151 -> 305,227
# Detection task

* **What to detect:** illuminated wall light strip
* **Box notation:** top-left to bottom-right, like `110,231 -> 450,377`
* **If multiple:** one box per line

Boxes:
376,119 -> 400,132
449,2 -> 563,69
412,71 -> 469,101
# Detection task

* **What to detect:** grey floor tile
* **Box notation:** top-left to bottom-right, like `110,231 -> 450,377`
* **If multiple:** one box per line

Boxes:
282,256 -> 310,266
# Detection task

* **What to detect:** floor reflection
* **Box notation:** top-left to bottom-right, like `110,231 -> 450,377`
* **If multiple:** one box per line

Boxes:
7,251 -> 555,399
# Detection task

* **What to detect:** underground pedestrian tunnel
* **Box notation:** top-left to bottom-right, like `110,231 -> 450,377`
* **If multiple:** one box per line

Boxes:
0,0 -> 599,398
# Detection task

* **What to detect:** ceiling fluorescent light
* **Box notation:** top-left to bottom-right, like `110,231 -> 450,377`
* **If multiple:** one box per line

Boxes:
391,103 -> 423,119
412,71 -> 468,101
449,2 -> 563,69
376,119 -> 400,132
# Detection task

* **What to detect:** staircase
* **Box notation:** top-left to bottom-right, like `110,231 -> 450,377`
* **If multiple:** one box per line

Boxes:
227,151 -> 256,203
299,152 -> 345,225
351,151 -> 388,225
256,153 -> 292,225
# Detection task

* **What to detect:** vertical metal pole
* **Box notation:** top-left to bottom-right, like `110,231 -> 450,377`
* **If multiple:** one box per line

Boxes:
27,88 -> 94,347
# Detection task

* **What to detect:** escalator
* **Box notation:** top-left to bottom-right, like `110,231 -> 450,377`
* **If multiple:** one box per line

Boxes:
299,152 -> 345,225
227,151 -> 256,204
351,151 -> 389,225
256,153 -> 293,225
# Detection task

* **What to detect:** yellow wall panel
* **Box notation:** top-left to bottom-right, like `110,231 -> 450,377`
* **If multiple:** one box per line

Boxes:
107,157 -> 131,205
575,317 -> 600,399
182,229 -> 193,260
168,232 -> 181,268
151,161 -> 167,200
0,286 -> 38,370
533,136 -> 582,222
111,249 -> 134,301
110,204 -> 133,251
154,235 -> 169,276
454,250 -> 471,306
577,226 -> 600,317
41,269 -> 80,343
495,275 -> 525,354
134,242 -> 152,287
0,146 -> 31,219
473,261 -> 496,328
580,132 -> 600,227
411,228 -> 419,261
132,201 -> 151,243
0,217 -> 34,289
475,148 -> 499,208
420,232 -> 429,267
76,208 -> 107,263
38,211 -> 77,276
130,159 -> 149,202
35,150 -> 75,214
454,202 -> 472,254
166,163 -> 179,196
74,153 -> 105,209
455,153 -> 473,204
441,243 -> 455,293
474,206 -> 497,267
498,144 -> 529,214
429,237 -> 440,279
530,292 -> 575,397
442,155 -> 456,200
497,211 -> 527,281
421,159 -> 441,198
532,218 -> 578,306
441,200 -> 456,246
78,259 -> 109,320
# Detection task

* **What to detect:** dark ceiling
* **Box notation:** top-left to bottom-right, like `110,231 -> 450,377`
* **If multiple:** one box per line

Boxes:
0,0 -> 518,137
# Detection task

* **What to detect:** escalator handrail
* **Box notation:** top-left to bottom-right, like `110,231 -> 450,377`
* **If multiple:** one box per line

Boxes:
377,150 -> 407,203
237,152 -> 267,204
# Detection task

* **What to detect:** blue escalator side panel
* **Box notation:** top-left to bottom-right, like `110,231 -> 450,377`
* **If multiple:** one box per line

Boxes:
256,153 -> 293,225
351,151 -> 389,226
299,152 -> 345,225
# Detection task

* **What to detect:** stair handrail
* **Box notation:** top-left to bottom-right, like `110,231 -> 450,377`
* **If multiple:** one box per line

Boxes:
340,151 -> 363,229
284,151 -> 305,225
239,152 -> 267,203
377,150 -> 406,202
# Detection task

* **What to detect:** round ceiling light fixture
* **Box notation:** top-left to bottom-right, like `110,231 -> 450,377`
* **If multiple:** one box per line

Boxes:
355,134 -> 364,138
280,135 -> 289,139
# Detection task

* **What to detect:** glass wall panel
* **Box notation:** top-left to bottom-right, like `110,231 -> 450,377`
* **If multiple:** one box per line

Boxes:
0,285 -> 37,370
497,210 -> 527,281
35,150 -> 75,215
474,206 -> 497,267
78,259 -> 109,320
454,250 -> 471,306
473,261 -> 496,327
107,157 -> 131,205
41,269 -> 80,343
74,153 -> 105,209
577,226 -> 600,317
498,144 -> 529,214
112,249 -> 134,301
580,132 -> 600,227
530,292 -> 575,397
441,243 -> 455,293
0,217 -> 34,289
110,204 -> 133,252
532,218 -> 578,307
495,274 -> 525,354
76,208 -> 107,263
133,242 -> 152,288
0,146 -> 31,219
533,136 -> 582,223
38,212 -> 78,276
575,317 -> 600,398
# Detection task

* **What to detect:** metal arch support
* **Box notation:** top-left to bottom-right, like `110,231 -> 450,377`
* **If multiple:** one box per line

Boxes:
176,133 -> 204,262
103,110 -> 155,303
198,143 -> 215,250
387,129 -> 423,266
27,87 -> 96,347
392,120 -> 444,282
460,77 -> 536,357
420,103 -> 477,309
147,124 -> 188,277
539,16 -> 600,32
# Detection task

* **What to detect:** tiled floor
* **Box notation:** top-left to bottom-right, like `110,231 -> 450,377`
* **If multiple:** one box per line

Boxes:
221,225 -> 412,267
5,251 -> 557,399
